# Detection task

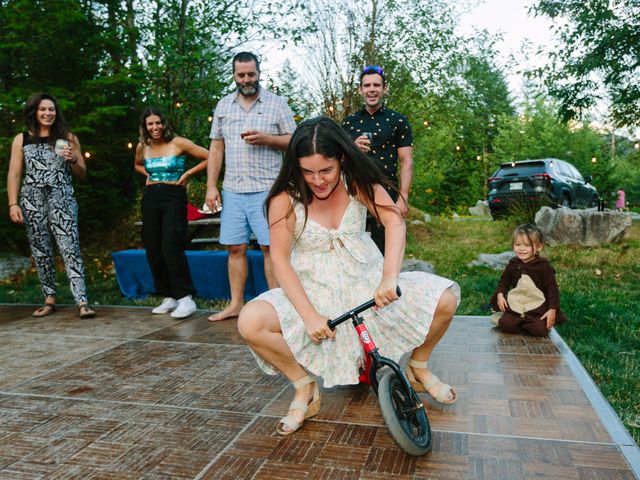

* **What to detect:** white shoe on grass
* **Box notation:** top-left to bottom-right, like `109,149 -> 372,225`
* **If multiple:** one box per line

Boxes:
171,295 -> 197,319
152,297 -> 177,314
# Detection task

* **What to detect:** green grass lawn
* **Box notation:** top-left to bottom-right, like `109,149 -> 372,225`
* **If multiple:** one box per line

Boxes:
1,211 -> 638,443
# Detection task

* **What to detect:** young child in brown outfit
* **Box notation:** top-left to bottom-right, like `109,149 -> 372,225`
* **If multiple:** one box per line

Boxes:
490,224 -> 567,337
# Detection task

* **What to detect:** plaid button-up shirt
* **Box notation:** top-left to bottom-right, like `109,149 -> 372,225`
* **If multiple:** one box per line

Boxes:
210,88 -> 297,193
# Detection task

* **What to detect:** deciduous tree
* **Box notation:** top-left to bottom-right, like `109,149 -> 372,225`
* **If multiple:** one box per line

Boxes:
533,0 -> 640,128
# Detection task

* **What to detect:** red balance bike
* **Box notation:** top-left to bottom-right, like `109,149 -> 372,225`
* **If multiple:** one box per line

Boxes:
327,287 -> 432,456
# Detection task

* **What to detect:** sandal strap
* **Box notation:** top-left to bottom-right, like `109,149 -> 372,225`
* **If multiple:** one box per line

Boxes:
421,372 -> 442,390
431,382 -> 454,403
292,375 -> 314,389
287,400 -> 309,414
408,358 -> 428,369
409,365 -> 448,393
277,415 -> 302,433
33,304 -> 56,316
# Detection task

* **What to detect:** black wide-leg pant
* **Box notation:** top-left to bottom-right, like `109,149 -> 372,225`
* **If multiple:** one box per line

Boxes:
142,184 -> 195,299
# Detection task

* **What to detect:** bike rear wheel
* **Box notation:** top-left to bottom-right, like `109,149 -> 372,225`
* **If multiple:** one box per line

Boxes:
378,370 -> 432,456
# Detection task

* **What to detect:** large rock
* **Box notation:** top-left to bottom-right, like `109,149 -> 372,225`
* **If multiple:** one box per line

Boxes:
0,254 -> 32,280
401,258 -> 435,274
535,206 -> 632,246
467,251 -> 513,270
469,200 -> 490,217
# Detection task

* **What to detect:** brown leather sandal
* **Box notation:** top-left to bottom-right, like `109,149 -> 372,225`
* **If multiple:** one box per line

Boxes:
32,303 -> 56,318
79,303 -> 96,319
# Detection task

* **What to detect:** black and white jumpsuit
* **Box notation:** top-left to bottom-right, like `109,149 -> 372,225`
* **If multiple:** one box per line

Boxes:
19,133 -> 88,304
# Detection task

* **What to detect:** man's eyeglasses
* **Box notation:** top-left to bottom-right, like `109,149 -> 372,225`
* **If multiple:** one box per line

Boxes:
362,65 -> 384,77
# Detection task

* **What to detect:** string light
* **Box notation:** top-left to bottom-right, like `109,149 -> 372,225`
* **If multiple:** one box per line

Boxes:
208,116 -> 213,122
591,156 -> 597,163
85,152 -> 91,159
328,105 -> 334,112
175,102 -> 182,108
511,161 -> 516,167
476,155 -> 481,161
127,142 -> 133,149
455,145 -> 461,151
634,142 -> 640,149
423,120 -> 429,127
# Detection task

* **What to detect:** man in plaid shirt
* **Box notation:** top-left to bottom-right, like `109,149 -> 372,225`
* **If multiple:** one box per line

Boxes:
205,51 -> 297,322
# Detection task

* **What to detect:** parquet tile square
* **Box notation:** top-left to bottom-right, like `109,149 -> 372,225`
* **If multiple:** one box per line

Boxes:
200,455 -> 264,479
468,456 -> 524,480
467,434 -> 519,461
0,306 -> 636,479
142,315 -> 246,345
574,465 -> 637,479
522,462 -> 580,480
0,306 -> 178,338
0,332 -> 124,389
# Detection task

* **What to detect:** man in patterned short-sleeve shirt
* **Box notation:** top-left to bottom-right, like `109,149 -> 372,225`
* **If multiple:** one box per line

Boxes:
205,51 -> 297,321
343,65 -> 414,254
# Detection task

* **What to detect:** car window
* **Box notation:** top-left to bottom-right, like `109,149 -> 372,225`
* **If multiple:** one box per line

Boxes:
494,162 -> 546,177
556,161 -> 574,178
568,164 -> 584,181
548,161 -> 561,176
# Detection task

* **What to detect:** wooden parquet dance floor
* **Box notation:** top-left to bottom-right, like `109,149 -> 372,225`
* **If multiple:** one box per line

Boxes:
0,304 -> 637,479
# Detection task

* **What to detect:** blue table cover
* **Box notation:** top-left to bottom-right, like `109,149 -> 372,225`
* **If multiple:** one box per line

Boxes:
111,250 -> 268,300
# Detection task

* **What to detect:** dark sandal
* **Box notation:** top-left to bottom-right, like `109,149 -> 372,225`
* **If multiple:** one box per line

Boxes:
79,304 -> 96,319
32,303 -> 56,318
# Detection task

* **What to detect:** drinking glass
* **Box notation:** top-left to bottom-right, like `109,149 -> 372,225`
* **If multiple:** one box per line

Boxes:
55,139 -> 69,156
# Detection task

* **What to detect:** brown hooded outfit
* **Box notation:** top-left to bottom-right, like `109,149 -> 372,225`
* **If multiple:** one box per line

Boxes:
490,256 -> 568,337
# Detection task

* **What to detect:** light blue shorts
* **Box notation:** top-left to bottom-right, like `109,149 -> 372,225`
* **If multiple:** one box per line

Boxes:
219,190 -> 270,246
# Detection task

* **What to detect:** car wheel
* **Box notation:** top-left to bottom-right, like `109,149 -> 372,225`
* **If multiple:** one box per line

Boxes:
591,195 -> 599,208
561,194 -> 571,208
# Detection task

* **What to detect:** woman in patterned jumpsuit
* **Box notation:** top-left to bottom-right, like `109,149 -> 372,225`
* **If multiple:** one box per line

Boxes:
7,92 -> 95,318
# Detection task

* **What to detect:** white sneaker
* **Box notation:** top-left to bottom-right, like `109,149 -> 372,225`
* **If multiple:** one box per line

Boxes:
152,297 -> 177,314
171,295 -> 197,319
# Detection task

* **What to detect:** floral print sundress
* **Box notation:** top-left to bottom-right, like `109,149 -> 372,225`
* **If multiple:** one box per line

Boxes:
250,195 -> 460,387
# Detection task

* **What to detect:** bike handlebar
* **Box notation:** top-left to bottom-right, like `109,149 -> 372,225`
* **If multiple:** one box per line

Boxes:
327,286 -> 402,330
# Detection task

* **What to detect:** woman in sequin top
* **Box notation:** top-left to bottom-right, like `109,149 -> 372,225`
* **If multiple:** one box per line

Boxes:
134,107 -> 208,318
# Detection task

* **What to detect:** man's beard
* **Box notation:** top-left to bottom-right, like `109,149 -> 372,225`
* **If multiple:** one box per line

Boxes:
237,82 -> 259,97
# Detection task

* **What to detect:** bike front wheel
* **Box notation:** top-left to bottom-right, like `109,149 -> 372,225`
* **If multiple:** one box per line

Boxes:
378,370 -> 432,455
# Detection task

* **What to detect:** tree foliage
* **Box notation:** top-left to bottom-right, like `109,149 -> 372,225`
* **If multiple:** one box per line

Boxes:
0,0 -> 310,251
2,0 -> 636,255
532,0 -> 640,128
286,0 -> 516,212
0,0 -> 139,251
